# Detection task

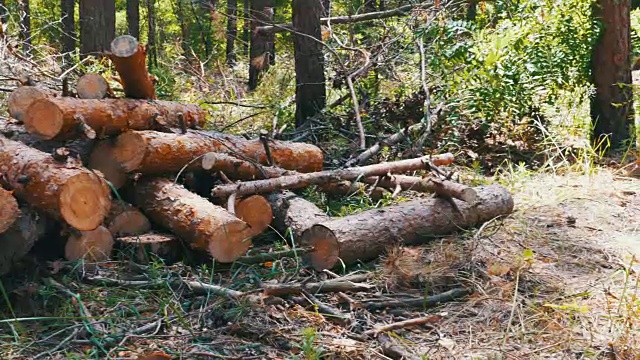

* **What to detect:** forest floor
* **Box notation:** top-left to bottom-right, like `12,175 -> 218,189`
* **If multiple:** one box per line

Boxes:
0,164 -> 639,360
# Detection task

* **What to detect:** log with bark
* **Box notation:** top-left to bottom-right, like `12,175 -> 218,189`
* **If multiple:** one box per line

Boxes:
23,97 -> 207,140
111,130 -> 323,175
130,178 -> 254,263
105,199 -> 151,236
8,86 -> 57,122
0,206 -> 48,275
65,226 -> 114,262
300,184 -> 514,270
201,152 -> 296,180
109,35 -> 157,99
234,195 -> 273,236
210,153 -> 452,199
88,140 -> 129,189
117,233 -> 180,263
266,191 -> 329,240
76,73 -> 113,99
0,136 -> 112,231
0,188 -> 19,234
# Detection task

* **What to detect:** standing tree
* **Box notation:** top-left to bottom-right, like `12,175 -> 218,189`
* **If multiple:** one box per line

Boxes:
80,0 -> 116,55
591,0 -> 635,150
61,0 -> 75,57
0,0 -> 8,38
292,0 -> 325,128
248,0 -> 274,90
147,0 -> 157,68
243,0 -> 249,55
226,0 -> 238,65
127,0 -> 140,39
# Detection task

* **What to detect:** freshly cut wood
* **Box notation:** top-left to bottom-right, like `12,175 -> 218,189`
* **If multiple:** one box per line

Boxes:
23,97 -> 207,140
117,233 -> 180,263
266,191 -> 329,240
234,195 -> 273,236
105,200 -> 151,236
88,140 -> 129,189
76,73 -> 112,99
109,35 -> 157,99
0,206 -> 48,275
202,152 -> 295,180
8,86 -> 57,122
0,188 -> 19,234
211,154 -> 452,198
0,136 -> 111,231
112,130 -> 323,174
131,178 -> 254,263
300,184 -> 514,270
65,226 -> 114,262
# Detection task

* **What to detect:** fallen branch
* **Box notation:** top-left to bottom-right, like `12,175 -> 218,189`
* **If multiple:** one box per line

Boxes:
361,287 -> 471,311
266,191 -> 330,240
262,278 -> 374,297
364,316 -> 437,336
346,123 -> 426,167
234,246 -> 314,265
184,279 -> 262,304
301,289 -> 351,325
377,333 -> 421,360
108,35 -> 157,99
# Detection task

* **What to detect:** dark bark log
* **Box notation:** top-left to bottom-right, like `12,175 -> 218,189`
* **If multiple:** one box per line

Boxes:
0,206 -> 48,275
127,0 -> 140,39
248,0 -> 275,90
80,0 -> 116,56
226,0 -> 238,65
242,0 -> 249,55
300,185 -> 514,270
591,0 -> 634,150
292,0 -> 326,129
61,0 -> 76,57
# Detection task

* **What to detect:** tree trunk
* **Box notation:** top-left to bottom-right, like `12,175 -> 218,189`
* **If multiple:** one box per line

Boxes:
248,0 -> 275,90
292,0 -> 326,129
19,0 -> 31,53
242,0 -> 249,55
61,0 -> 76,57
80,0 -> 116,56
109,35 -> 157,99
226,0 -> 238,65
0,188 -> 19,234
300,185 -> 514,271
591,0 -> 634,150
147,0 -> 157,68
127,0 -> 140,39
266,191 -> 329,240
321,0 -> 330,16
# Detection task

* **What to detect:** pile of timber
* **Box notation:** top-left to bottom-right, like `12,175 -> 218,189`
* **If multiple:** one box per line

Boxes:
0,35 -> 515,275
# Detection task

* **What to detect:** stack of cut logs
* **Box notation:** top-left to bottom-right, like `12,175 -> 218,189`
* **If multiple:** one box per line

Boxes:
0,35 -> 515,275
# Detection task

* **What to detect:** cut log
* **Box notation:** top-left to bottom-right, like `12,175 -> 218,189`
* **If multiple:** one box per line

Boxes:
112,130 -> 323,175
210,154 -> 452,199
201,152 -> 295,180
22,97 -> 207,140
88,140 -> 129,189
234,195 -> 273,236
65,226 -> 114,262
76,73 -> 112,99
0,136 -> 112,230
130,178 -> 254,263
8,86 -> 57,122
300,184 -> 514,270
109,35 -> 157,99
0,206 -> 48,275
0,188 -> 19,234
266,191 -> 329,240
117,233 -> 180,263
105,199 -> 151,236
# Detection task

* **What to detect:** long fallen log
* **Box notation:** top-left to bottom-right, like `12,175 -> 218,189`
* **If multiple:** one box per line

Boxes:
266,191 -> 329,240
23,97 -> 207,140
300,185 -> 514,270
0,206 -> 48,275
111,130 -> 323,174
0,188 -> 19,234
130,178 -> 254,263
0,136 -> 112,231
210,153 -> 452,199
109,35 -> 157,100
8,86 -> 57,122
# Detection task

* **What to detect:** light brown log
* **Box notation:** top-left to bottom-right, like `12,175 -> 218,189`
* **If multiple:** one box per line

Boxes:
109,35 -> 157,99
0,206 -> 48,275
65,226 -> 114,262
0,188 -> 19,234
266,191 -> 329,240
8,86 -> 57,122
88,140 -> 129,189
210,154 -> 452,199
117,233 -> 180,263
234,195 -> 273,236
300,185 -> 514,271
130,178 -> 254,263
76,73 -> 112,99
112,130 -> 323,175
0,136 -> 112,231
23,97 -> 207,140
105,199 -> 151,236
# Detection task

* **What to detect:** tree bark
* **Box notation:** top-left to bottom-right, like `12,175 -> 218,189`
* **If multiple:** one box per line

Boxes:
130,178 -> 254,263
0,136 -> 112,231
79,0 -> 116,56
23,97 -> 206,140
8,86 -> 58,122
147,0 -> 157,68
111,129 -> 324,174
300,185 -> 514,270
248,0 -> 275,90
266,191 -> 329,240
65,225 -> 114,262
591,0 -> 634,150
226,0 -> 238,65
76,73 -> 112,99
109,35 -> 157,99
292,0 -> 326,129
0,188 -> 19,234
61,0 -> 76,57
242,0 -> 249,56
0,206 -> 48,275
127,0 -> 140,39
105,199 -> 151,236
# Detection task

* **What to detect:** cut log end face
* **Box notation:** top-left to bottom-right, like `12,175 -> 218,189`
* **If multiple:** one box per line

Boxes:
113,131 -> 146,172
24,98 -> 64,140
108,210 -> 151,236
59,173 -> 111,231
0,189 -> 19,233
207,220 -> 254,263
235,195 -> 273,236
301,225 -> 340,271
89,141 -> 128,189
110,35 -> 140,58
76,74 -> 110,99
8,86 -> 51,122
65,226 -> 114,262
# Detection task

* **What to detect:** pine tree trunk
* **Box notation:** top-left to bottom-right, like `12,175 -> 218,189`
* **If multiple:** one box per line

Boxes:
61,0 -> 75,57
591,0 -> 635,150
127,0 -> 140,39
147,0 -> 157,68
248,0 -> 274,90
80,0 -> 116,56
242,0 -> 249,55
226,0 -> 238,65
292,0 -> 326,128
